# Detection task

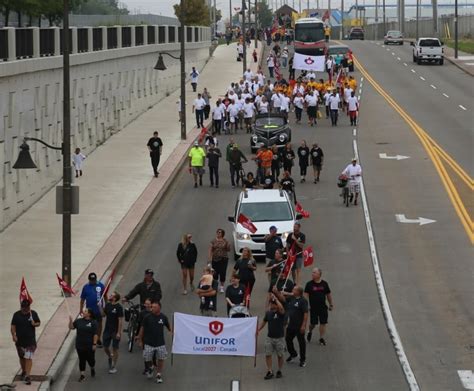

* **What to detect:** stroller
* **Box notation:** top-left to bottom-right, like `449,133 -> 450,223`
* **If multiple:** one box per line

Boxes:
229,305 -> 251,318
337,174 -> 350,207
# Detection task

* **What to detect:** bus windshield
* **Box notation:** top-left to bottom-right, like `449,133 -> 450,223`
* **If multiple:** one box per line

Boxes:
295,25 -> 325,43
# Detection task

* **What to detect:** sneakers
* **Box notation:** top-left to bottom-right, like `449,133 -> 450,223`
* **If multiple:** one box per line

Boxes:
299,361 -> 306,368
319,338 -> 326,346
219,285 -> 225,293
276,370 -> 283,378
78,374 -> 86,382
109,367 -> 117,374
155,373 -> 163,383
264,371 -> 274,380
307,331 -> 312,342
24,376 -> 32,385
286,354 -> 297,363
146,369 -> 154,379
91,368 -> 96,377
182,290 -> 188,295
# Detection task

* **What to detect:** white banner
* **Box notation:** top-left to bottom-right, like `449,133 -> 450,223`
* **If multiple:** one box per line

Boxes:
293,53 -> 326,72
172,312 -> 258,357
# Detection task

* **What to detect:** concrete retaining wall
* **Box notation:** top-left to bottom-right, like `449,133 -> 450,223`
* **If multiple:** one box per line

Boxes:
0,39 -> 210,230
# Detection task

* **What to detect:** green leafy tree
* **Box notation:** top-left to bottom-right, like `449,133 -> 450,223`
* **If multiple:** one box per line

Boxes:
210,6 -> 221,22
74,0 -> 128,15
256,0 -> 273,28
174,0 -> 210,26
0,0 -> 15,25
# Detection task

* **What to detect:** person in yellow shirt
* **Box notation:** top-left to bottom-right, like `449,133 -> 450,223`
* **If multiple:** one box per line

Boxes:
324,26 -> 331,42
188,141 -> 207,188
348,75 -> 357,91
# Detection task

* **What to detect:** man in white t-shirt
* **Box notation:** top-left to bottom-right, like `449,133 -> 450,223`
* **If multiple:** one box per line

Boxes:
258,96 -> 269,114
193,93 -> 206,128
304,91 -> 318,126
257,71 -> 265,86
323,90 -> 332,119
243,98 -> 255,133
271,92 -> 282,113
279,94 -> 291,124
212,100 -> 224,134
227,100 -> 240,133
190,67 -> 199,92
343,84 -> 353,112
342,158 -> 362,205
347,91 -> 359,126
243,68 -> 254,82
328,91 -> 341,126
306,71 -> 316,80
293,92 -> 305,124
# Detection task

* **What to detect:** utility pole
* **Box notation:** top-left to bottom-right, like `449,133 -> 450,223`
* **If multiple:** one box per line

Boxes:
230,0 -> 232,30
375,0 -> 378,39
383,0 -> 386,34
341,0 -> 344,39
432,0 -> 438,35
180,0 -> 186,140
454,0 -> 458,58
214,0 -> 217,39
416,0 -> 419,40
255,0 -> 258,48
242,0 -> 247,72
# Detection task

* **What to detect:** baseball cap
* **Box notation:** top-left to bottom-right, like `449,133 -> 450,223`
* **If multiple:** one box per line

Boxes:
269,225 -> 277,231
88,272 -> 97,280
194,141 -> 199,146
144,269 -> 154,275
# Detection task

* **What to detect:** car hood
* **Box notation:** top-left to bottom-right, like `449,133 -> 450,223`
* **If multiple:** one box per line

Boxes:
254,124 -> 287,134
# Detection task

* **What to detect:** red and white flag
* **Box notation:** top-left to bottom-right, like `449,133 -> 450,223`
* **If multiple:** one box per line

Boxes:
101,268 -> 116,301
19,277 -> 33,304
303,246 -> 314,267
295,202 -> 310,218
56,273 -> 76,295
281,250 -> 297,279
237,213 -> 257,233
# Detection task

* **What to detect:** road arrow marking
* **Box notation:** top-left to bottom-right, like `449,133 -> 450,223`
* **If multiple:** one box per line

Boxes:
395,214 -> 436,226
379,153 -> 410,160
458,370 -> 474,389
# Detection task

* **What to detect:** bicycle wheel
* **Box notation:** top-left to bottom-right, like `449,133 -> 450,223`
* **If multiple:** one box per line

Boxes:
127,319 -> 135,352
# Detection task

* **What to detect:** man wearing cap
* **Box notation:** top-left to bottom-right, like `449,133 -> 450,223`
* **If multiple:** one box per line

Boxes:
80,273 -> 105,347
11,300 -> 41,385
188,142 -> 206,188
124,269 -> 162,306
342,158 -> 362,205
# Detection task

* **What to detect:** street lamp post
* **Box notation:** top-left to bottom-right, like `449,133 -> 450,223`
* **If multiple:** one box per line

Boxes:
454,0 -> 458,58
242,0 -> 247,72
154,0 -> 187,140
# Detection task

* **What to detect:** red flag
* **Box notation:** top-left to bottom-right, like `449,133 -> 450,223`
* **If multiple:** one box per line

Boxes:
19,277 -> 33,304
102,268 -> 116,300
295,202 -> 310,218
237,213 -> 257,233
56,273 -> 76,295
281,251 -> 296,279
303,246 -> 314,267
198,127 -> 208,143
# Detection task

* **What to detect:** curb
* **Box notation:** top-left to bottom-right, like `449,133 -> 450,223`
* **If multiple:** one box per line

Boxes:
445,56 -> 474,76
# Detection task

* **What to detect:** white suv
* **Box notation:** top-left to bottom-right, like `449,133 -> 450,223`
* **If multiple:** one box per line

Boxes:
228,189 -> 302,260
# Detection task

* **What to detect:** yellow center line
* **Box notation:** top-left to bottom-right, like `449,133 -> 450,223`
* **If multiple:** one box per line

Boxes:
353,56 -> 474,242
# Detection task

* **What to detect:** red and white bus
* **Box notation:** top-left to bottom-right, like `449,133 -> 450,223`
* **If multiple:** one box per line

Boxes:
294,17 -> 326,56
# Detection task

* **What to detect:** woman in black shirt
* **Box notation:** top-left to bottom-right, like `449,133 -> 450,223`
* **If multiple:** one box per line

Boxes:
282,143 -> 295,173
176,233 -> 198,295
297,140 -> 310,183
243,172 -> 259,190
69,308 -> 98,382
271,145 -> 282,181
233,247 -> 257,296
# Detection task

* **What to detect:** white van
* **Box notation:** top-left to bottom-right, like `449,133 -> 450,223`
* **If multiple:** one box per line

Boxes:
228,189 -> 302,260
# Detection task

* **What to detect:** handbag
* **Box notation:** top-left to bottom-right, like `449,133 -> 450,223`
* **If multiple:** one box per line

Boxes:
317,110 -> 322,119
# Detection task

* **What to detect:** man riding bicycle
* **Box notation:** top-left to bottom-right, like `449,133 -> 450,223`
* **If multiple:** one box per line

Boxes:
341,158 -> 362,205
123,269 -> 162,306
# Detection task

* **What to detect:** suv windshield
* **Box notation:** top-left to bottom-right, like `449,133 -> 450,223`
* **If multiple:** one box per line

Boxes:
419,39 -> 440,47
240,202 -> 292,222
255,117 -> 285,128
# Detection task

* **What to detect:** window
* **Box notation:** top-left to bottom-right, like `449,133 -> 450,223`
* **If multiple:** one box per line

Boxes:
419,39 -> 440,47
295,25 -> 324,43
239,202 -> 292,222
255,117 -> 285,127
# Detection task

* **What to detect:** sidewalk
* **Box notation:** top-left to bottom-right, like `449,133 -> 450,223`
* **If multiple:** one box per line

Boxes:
443,46 -> 474,76
0,41 -> 261,389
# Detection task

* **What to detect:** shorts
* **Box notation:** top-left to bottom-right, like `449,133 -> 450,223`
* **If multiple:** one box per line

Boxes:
264,337 -> 286,356
349,181 -> 360,194
103,332 -> 120,349
307,106 -> 317,118
310,307 -> 328,325
244,117 -> 252,125
143,344 -> 167,361
192,167 -> 204,175
293,256 -> 303,270
180,261 -> 196,270
313,164 -> 322,171
16,345 -> 36,360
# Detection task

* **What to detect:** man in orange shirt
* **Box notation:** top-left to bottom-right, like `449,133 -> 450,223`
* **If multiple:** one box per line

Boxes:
254,145 -> 274,183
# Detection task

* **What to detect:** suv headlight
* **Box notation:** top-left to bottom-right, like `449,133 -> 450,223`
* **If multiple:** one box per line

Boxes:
252,135 -> 258,143
236,233 -> 251,240
279,133 -> 286,142
281,231 -> 291,240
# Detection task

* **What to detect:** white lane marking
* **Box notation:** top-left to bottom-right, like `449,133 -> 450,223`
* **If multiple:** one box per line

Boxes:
395,214 -> 436,225
231,380 -> 240,391
376,42 -> 380,45
403,62 -> 408,66
361,77 -> 364,82
379,153 -> 410,160
459,105 -> 467,111
391,52 -> 396,56
411,69 -> 416,73
382,44 -> 385,47
397,57 -> 401,61
465,62 -> 474,66
430,84 -> 437,89
359,88 -> 362,94
386,48 -> 390,51
358,95 -> 361,100
458,370 -> 474,390
353,139 -> 421,391
443,93 -> 449,98
419,76 -> 425,81
353,128 -> 357,136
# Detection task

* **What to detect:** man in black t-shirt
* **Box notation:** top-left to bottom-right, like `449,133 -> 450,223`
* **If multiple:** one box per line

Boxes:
147,131 -> 163,177
304,267 -> 333,345
138,302 -> 171,384
264,226 -> 283,263
273,285 -> 308,367
258,296 -> 286,379
103,291 -> 124,373
11,300 -> 41,385
310,143 -> 324,183
225,274 -> 245,314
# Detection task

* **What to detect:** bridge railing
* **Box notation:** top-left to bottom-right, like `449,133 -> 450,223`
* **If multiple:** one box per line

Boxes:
0,24 -> 211,62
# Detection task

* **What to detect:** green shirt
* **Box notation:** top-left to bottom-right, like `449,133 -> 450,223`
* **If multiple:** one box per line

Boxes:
189,147 -> 206,167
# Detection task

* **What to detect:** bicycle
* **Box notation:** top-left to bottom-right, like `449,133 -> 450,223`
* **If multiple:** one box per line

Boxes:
123,300 -> 140,353
337,175 -> 350,207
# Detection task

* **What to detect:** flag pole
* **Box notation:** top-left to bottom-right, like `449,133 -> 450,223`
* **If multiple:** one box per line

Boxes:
99,270 -> 114,304
254,316 -> 259,368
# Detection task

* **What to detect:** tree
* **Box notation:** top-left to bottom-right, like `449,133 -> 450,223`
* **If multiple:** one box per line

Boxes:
256,0 -> 273,28
0,0 -> 15,26
210,6 -> 221,22
74,0 -> 128,15
174,0 -> 210,26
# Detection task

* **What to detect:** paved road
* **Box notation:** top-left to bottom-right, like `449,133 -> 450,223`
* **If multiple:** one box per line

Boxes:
58,42 -> 472,390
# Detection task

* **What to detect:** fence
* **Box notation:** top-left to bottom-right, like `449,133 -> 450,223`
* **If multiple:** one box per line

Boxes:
363,14 -> 474,40
0,24 -> 212,62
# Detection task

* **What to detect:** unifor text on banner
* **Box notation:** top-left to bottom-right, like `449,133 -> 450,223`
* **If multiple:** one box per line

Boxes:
172,312 -> 258,357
